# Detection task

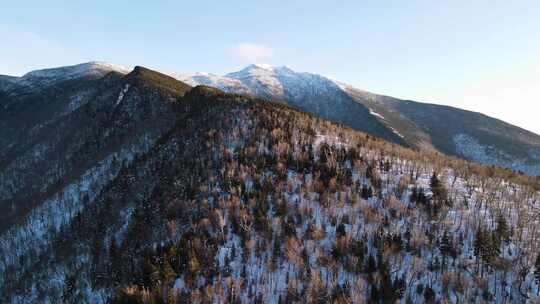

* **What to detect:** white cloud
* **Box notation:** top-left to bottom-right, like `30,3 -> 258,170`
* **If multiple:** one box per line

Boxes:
227,42 -> 274,63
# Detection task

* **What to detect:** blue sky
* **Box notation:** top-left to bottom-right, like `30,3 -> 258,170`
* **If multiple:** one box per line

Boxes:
2,0 -> 539,134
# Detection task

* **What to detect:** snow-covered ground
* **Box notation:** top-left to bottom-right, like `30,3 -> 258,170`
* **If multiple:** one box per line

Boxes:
454,133 -> 540,175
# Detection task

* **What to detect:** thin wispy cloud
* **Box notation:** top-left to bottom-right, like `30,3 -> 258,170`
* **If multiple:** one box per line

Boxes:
227,42 -> 274,63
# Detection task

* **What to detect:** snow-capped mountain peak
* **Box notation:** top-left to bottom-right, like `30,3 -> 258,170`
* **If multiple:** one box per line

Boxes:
178,64 -> 357,103
15,61 -> 131,88
175,64 -> 540,176
252,63 -> 274,70
22,61 -> 130,78
224,64 -> 287,98
228,64 -> 275,77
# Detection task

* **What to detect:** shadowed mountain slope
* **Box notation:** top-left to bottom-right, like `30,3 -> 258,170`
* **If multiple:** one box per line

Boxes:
178,64 -> 540,175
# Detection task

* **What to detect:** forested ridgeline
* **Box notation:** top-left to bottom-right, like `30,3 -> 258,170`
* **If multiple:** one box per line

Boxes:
3,83 -> 540,303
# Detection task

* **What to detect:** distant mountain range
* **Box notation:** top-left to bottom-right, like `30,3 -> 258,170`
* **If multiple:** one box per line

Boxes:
1,62 -> 540,303
175,64 -> 540,175
2,62 -> 539,176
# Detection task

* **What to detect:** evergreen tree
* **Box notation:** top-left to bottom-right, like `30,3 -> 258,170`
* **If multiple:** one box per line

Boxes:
495,214 -> 511,243
379,257 -> 400,303
535,254 -> 540,294
394,276 -> 406,300
353,239 -> 366,274
417,188 -> 428,206
474,226 -> 500,275
62,274 -> 76,304
410,186 -> 418,203
423,286 -> 436,303
365,254 -> 377,275
474,226 -> 488,274
109,238 -> 121,285
336,222 -> 346,238
223,253 -> 232,277
430,172 -> 447,202
404,227 -> 412,252
361,184 -> 373,200
370,285 -> 380,303
430,172 -> 440,189
439,232 -> 456,269
272,237 -> 281,264
162,258 -> 176,284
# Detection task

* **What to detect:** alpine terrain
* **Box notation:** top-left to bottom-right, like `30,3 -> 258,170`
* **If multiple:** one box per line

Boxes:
0,62 -> 540,304
177,64 -> 540,176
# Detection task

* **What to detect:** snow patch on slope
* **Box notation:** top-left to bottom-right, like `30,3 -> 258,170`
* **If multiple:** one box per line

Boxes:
65,90 -> 93,113
115,84 -> 130,107
453,133 -> 540,174
369,109 -> 385,120
389,126 -> 405,138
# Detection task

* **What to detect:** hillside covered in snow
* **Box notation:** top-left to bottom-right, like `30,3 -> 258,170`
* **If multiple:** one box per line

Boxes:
1,64 -> 540,303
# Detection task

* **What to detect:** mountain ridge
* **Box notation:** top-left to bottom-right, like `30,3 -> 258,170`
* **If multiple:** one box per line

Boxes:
1,66 -> 539,303
176,64 -> 540,175
2,62 -> 539,175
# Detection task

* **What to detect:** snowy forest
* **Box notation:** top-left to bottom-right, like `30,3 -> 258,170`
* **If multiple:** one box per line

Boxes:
1,68 -> 540,304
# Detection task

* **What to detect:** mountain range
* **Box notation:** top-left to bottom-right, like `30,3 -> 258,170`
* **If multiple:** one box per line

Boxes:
1,62 -> 540,303
175,64 -> 540,176
3,62 -> 539,176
